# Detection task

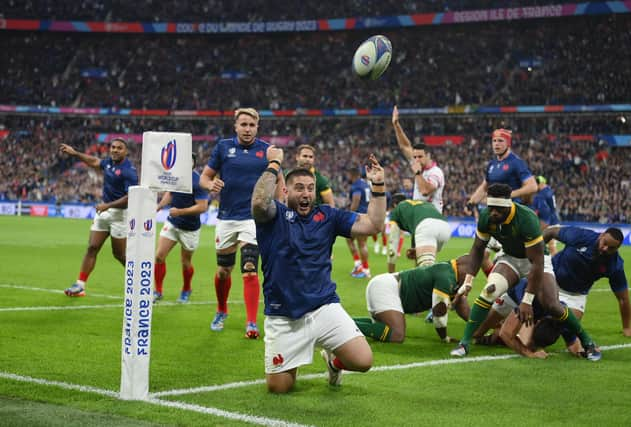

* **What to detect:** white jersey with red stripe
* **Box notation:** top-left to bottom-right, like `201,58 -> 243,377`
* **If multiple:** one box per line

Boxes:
413,162 -> 445,213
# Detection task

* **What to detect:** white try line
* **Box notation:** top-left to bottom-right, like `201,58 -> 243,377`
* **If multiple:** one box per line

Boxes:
0,371 -> 312,427
0,283 -> 120,299
152,343 -> 631,397
0,300 -> 221,313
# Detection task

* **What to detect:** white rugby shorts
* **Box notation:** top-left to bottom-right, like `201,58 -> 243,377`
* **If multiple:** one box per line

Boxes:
91,208 -> 127,238
214,219 -> 257,250
365,273 -> 404,316
264,303 -> 363,374
160,219 -> 201,251
414,218 -> 451,250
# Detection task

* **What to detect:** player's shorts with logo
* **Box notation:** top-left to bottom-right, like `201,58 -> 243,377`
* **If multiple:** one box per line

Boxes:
264,303 -> 363,374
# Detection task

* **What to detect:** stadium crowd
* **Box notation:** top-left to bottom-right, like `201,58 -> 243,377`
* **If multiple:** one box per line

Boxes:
2,15 -> 630,110
1,115 -> 629,223
2,1 -> 580,21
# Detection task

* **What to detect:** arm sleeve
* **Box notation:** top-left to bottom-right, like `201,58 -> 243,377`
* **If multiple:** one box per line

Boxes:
333,207 -> 358,238
207,143 -> 222,171
609,261 -> 629,293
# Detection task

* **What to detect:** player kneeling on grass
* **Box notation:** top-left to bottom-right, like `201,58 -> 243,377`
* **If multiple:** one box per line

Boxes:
153,156 -> 209,304
354,254 -> 473,344
252,147 -> 387,393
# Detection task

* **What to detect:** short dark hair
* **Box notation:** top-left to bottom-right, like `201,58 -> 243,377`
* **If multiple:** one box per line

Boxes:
391,193 -> 407,208
286,168 -> 315,184
413,143 -> 427,151
110,137 -> 128,148
605,227 -> 624,243
532,317 -> 562,348
487,183 -> 512,199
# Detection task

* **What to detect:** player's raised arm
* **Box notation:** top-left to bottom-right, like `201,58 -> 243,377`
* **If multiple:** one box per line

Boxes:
59,143 -> 101,169
252,146 -> 282,223
351,154 -> 386,237
391,106 -> 414,161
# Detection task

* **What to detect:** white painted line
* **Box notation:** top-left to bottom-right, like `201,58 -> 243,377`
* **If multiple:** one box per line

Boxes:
0,371 -> 312,427
152,343 -> 631,397
147,397 -> 314,427
0,301 -> 218,313
0,283 -> 120,299
0,304 -> 123,312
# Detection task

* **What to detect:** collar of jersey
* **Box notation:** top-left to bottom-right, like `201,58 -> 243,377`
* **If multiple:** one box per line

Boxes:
423,161 -> 437,171
502,203 -> 516,224
450,258 -> 458,283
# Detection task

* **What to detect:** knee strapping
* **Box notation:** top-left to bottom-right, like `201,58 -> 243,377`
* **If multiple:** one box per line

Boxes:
240,244 -> 259,273
481,272 -> 510,301
217,252 -> 236,267
432,290 -> 450,328
417,252 -> 436,267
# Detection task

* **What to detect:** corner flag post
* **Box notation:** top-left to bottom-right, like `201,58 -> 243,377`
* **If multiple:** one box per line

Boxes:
120,132 -> 192,400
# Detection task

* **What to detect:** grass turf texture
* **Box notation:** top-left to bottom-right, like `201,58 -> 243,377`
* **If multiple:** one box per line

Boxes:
1,216 -> 630,427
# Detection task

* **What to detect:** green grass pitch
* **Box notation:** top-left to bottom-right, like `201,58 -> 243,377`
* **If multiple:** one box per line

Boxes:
1,216 -> 630,426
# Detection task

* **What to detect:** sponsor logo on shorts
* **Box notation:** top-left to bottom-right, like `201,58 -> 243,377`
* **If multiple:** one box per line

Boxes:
144,219 -> 153,231
129,218 -> 136,230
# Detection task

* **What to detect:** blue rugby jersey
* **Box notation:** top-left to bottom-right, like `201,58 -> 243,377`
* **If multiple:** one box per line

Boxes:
532,190 -> 559,226
349,178 -> 370,214
507,279 -> 546,319
207,137 -> 269,220
485,152 -> 533,203
256,201 -> 357,319
537,186 -> 560,225
100,158 -> 138,203
553,227 -> 627,294
167,171 -> 208,231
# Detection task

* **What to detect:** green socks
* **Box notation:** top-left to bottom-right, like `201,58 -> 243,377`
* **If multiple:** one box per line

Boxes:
460,297 -> 493,346
354,317 -> 393,342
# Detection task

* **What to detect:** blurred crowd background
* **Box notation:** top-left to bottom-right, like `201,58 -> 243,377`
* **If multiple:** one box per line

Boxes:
1,1 -> 630,223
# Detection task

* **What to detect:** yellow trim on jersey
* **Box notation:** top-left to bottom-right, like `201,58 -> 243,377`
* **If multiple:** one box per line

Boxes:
380,325 -> 391,341
320,188 -> 333,196
524,235 -> 544,248
474,298 -> 492,309
558,307 -> 569,321
450,258 -> 458,283
433,288 -> 451,299
476,230 -> 491,241
502,203 -> 517,224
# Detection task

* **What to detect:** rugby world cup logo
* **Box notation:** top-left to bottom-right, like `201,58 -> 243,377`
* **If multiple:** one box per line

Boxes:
144,219 -> 153,231
161,139 -> 177,170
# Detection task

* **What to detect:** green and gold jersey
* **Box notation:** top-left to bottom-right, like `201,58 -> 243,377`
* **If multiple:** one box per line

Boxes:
314,169 -> 332,206
398,260 -> 459,313
477,202 -> 543,258
389,199 -> 446,233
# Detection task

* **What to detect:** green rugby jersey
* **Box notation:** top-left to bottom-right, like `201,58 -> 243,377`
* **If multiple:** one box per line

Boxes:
390,199 -> 446,233
398,259 -> 459,313
477,202 -> 543,258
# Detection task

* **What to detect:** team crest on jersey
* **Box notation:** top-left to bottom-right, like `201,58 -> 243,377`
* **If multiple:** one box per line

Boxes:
161,139 -> 177,170
115,168 -> 121,176
272,354 -> 284,366
313,212 -> 325,222
255,150 -> 264,158
502,164 -> 509,171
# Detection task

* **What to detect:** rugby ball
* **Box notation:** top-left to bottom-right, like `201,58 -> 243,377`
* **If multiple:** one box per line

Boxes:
352,35 -> 392,80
